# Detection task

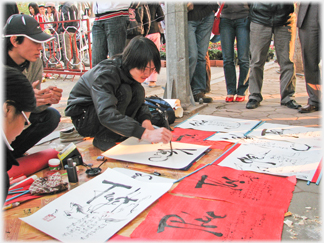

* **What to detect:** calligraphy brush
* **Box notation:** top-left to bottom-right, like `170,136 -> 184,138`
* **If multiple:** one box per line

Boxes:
163,110 -> 173,155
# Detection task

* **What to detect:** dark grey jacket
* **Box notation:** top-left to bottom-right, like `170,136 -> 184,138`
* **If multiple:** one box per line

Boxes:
249,3 -> 295,27
65,57 -> 152,139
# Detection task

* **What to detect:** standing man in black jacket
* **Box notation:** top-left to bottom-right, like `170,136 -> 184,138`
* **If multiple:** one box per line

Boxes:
246,3 -> 300,110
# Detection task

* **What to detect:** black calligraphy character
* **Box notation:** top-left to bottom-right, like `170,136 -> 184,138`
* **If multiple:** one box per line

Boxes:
86,180 -> 132,204
189,120 -> 208,127
131,172 -> 153,180
237,151 -> 276,166
176,134 -> 197,141
158,211 -> 226,237
149,149 -> 197,162
195,175 -> 245,191
261,129 -> 299,138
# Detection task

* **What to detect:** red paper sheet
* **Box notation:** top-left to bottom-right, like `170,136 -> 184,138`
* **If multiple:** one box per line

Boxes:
172,127 -> 233,150
311,158 -> 323,183
172,165 -> 296,211
5,180 -> 41,206
131,193 -> 285,241
8,148 -> 59,178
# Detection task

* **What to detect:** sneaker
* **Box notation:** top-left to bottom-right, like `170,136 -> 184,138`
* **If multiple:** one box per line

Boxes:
225,96 -> 234,102
235,96 -> 245,102
194,92 -> 213,103
60,127 -> 84,142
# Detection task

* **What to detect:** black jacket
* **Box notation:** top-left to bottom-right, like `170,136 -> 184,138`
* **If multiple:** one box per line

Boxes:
188,4 -> 218,22
147,4 -> 164,35
249,3 -> 295,27
58,2 -> 79,33
127,3 -> 151,38
65,57 -> 152,139
4,145 -> 19,203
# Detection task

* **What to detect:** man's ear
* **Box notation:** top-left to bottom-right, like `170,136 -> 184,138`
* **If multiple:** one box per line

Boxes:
3,103 -> 15,119
10,36 -> 19,47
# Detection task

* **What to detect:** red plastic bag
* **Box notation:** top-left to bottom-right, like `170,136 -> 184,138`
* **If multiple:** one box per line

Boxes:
212,3 -> 224,35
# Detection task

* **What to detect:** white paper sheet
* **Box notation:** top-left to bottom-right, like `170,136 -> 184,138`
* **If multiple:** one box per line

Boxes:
175,114 -> 261,133
102,137 -> 210,170
20,168 -> 172,242
217,143 -> 322,181
113,167 -> 176,183
207,132 -> 320,152
248,123 -> 321,147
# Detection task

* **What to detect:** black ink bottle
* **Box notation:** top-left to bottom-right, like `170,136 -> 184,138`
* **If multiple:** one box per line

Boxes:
67,158 -> 78,183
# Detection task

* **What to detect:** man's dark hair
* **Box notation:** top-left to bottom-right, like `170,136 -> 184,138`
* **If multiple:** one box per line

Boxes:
5,66 -> 36,113
5,36 -> 25,52
121,36 -> 161,74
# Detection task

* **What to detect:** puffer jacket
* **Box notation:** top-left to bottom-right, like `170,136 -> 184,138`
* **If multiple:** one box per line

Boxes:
249,3 -> 295,27
65,57 -> 152,139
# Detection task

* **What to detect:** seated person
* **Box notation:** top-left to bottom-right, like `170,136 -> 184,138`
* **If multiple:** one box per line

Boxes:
3,13 -> 62,158
3,66 -> 36,203
65,36 -> 172,151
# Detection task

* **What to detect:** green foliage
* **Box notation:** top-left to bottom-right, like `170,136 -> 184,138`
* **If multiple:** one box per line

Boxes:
17,2 -> 30,15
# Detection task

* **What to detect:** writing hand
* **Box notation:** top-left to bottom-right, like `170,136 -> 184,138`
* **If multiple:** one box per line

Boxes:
141,128 -> 172,144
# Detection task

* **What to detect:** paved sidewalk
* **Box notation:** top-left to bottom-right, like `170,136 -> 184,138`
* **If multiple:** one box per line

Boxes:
39,61 -> 322,241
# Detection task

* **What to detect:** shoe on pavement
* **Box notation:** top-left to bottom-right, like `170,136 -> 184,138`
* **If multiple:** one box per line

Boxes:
246,99 -> 260,109
194,92 -> 213,103
225,96 -> 234,102
281,100 -> 301,109
60,127 -> 84,142
148,81 -> 157,88
298,104 -> 319,113
235,96 -> 245,102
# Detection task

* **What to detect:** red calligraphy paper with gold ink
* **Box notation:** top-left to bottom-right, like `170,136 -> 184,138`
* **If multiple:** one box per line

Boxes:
131,193 -> 285,240
171,165 -> 296,210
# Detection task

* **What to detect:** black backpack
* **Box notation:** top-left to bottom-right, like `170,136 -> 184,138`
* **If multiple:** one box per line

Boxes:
145,96 -> 175,129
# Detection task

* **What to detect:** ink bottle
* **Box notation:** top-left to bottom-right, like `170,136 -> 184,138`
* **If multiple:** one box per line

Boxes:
66,158 -> 78,183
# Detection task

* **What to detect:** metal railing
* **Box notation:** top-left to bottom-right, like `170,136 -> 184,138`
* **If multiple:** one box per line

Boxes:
41,18 -> 92,77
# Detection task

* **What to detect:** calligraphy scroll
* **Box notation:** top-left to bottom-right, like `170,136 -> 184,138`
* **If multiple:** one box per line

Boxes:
172,165 -> 296,210
131,193 -> 285,241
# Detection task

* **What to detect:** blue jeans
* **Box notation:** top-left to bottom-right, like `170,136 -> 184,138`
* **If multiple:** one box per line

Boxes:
91,16 -> 129,67
11,107 -> 61,158
220,17 -> 250,96
188,12 -> 215,95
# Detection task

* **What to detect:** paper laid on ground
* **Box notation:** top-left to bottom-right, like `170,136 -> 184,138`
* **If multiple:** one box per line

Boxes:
207,132 -> 320,152
175,114 -> 261,132
217,143 -> 322,181
164,98 -> 183,117
113,167 -> 176,183
102,137 -> 210,170
247,122 -> 321,147
20,168 -> 172,242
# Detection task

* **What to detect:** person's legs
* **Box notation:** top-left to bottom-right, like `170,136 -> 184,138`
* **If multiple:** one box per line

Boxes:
235,17 -> 250,97
145,33 -> 161,86
106,16 -> 129,59
190,12 -> 215,96
11,107 -> 61,158
188,20 -> 198,83
299,6 -> 321,108
274,23 -> 297,104
91,20 -> 108,67
248,22 -> 272,103
220,18 -> 236,97
72,83 -> 144,151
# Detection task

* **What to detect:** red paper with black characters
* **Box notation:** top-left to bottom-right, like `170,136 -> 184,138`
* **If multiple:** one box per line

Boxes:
172,127 -> 233,150
131,193 -> 285,241
172,165 -> 296,211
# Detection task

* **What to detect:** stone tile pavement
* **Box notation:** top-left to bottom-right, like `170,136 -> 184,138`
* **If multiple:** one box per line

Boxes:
37,61 -> 322,241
